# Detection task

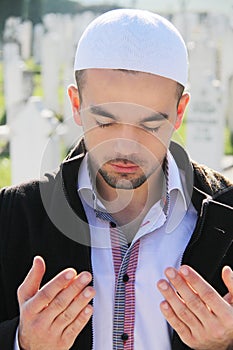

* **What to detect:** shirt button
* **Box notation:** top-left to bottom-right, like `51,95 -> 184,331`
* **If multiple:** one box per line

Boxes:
121,333 -> 129,341
110,221 -> 116,228
123,274 -> 129,282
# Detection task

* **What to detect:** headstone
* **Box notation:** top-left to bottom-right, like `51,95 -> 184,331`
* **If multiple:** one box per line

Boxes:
3,17 -> 21,44
59,15 -> 74,66
173,13 -> 199,42
189,41 -> 217,83
186,75 -> 224,171
221,26 -> 233,88
10,97 -> 60,185
73,12 -> 97,46
226,75 -> 233,145
186,41 -> 224,171
3,43 -> 25,123
0,125 -> 10,141
41,32 -> 61,113
18,20 -> 33,60
33,23 -> 44,64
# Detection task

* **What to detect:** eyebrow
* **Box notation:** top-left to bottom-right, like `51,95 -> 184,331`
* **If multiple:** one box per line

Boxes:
89,105 -> 169,121
90,105 -> 116,120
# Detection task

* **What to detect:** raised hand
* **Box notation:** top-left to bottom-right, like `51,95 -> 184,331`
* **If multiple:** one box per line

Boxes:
17,256 -> 95,350
157,265 -> 233,350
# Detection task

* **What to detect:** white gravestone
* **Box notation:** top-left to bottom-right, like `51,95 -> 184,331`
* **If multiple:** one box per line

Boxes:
186,75 -> 224,171
226,76 -> 233,144
10,97 -> 60,185
62,65 -> 82,149
3,17 -> 21,43
18,20 -> 33,60
3,43 -> 25,124
41,32 -> 61,113
187,40 -> 224,171
33,23 -> 44,65
221,26 -> 233,139
188,41 -> 217,83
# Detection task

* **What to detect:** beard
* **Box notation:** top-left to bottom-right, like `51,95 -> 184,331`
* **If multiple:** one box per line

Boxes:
98,167 -> 148,189
88,154 -> 162,190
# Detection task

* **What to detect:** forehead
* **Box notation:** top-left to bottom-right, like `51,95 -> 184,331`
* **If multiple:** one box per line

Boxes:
81,69 -> 178,111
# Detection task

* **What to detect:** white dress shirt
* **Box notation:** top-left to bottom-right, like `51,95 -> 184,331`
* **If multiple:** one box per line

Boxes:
78,151 -> 197,350
14,150 -> 197,350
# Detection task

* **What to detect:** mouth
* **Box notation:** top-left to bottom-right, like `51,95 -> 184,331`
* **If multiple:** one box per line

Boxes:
109,161 -> 140,174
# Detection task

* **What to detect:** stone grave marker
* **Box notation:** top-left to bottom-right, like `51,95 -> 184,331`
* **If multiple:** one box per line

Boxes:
10,97 -> 60,185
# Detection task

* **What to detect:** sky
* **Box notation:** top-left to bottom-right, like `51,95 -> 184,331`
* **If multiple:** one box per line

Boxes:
78,0 -> 233,15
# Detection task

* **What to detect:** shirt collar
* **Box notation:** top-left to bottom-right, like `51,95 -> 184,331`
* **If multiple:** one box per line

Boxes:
78,154 -> 106,210
167,150 -> 187,210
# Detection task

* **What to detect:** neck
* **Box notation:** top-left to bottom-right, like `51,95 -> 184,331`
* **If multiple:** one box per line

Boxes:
93,163 -> 166,227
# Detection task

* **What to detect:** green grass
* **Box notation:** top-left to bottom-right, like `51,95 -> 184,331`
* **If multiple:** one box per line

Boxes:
0,157 -> 11,188
225,127 -> 233,155
0,63 -> 5,125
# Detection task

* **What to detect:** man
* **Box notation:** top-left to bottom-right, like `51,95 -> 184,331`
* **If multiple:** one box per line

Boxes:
1,8 -> 233,350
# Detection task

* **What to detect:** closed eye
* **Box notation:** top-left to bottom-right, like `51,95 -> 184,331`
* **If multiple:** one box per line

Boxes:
95,115 -> 115,127
141,121 -> 163,133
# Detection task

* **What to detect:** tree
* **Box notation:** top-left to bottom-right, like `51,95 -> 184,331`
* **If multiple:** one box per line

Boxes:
0,0 -> 23,40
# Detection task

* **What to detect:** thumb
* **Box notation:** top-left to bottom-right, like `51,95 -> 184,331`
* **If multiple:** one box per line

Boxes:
222,266 -> 233,304
17,256 -> 46,306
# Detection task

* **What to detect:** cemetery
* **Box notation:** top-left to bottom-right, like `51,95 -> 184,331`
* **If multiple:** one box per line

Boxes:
0,6 -> 233,187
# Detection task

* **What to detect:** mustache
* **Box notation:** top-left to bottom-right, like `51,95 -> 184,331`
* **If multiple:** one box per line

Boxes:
104,155 -> 146,166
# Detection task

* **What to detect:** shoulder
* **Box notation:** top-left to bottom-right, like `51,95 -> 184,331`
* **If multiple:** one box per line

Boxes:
0,170 -> 59,227
0,171 -> 57,203
192,161 -> 233,202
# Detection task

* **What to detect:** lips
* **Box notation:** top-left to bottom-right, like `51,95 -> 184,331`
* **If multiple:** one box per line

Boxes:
109,162 -> 140,174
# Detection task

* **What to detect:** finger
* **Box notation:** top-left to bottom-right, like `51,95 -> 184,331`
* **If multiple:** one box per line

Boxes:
222,266 -> 233,305
157,279 -> 202,329
43,271 -> 93,323
52,285 -> 95,330
222,266 -> 233,297
27,267 -> 78,314
160,300 -> 194,346
18,256 -> 46,305
164,267 -> 213,322
179,265 -> 230,317
61,304 -> 93,347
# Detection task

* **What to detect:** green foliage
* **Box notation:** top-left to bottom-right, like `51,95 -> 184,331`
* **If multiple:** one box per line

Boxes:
0,157 -> 11,188
225,128 -> 233,155
0,63 -> 5,125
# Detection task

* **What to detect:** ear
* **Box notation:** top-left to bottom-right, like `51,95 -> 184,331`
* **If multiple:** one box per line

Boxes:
174,92 -> 190,130
67,85 -> 82,126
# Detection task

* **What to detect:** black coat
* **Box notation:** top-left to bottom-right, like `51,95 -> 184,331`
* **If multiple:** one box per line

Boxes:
0,140 -> 233,350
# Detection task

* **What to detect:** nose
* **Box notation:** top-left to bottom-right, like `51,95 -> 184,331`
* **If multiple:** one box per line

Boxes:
113,124 -> 141,155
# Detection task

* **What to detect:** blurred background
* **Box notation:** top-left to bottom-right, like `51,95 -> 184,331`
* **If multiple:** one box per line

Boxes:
0,0 -> 233,187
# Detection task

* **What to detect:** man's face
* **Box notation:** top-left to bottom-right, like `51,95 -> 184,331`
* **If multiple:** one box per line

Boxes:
71,69 -> 188,190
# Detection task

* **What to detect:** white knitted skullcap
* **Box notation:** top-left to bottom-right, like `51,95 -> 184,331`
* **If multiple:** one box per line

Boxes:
74,9 -> 188,87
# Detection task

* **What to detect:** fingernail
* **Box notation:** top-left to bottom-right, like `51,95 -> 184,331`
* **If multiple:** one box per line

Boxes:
65,270 -> 76,280
84,305 -> 92,315
158,281 -> 168,291
33,256 -> 39,266
180,266 -> 189,276
166,268 -> 176,279
83,288 -> 93,298
161,301 -> 169,310
80,273 -> 91,285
